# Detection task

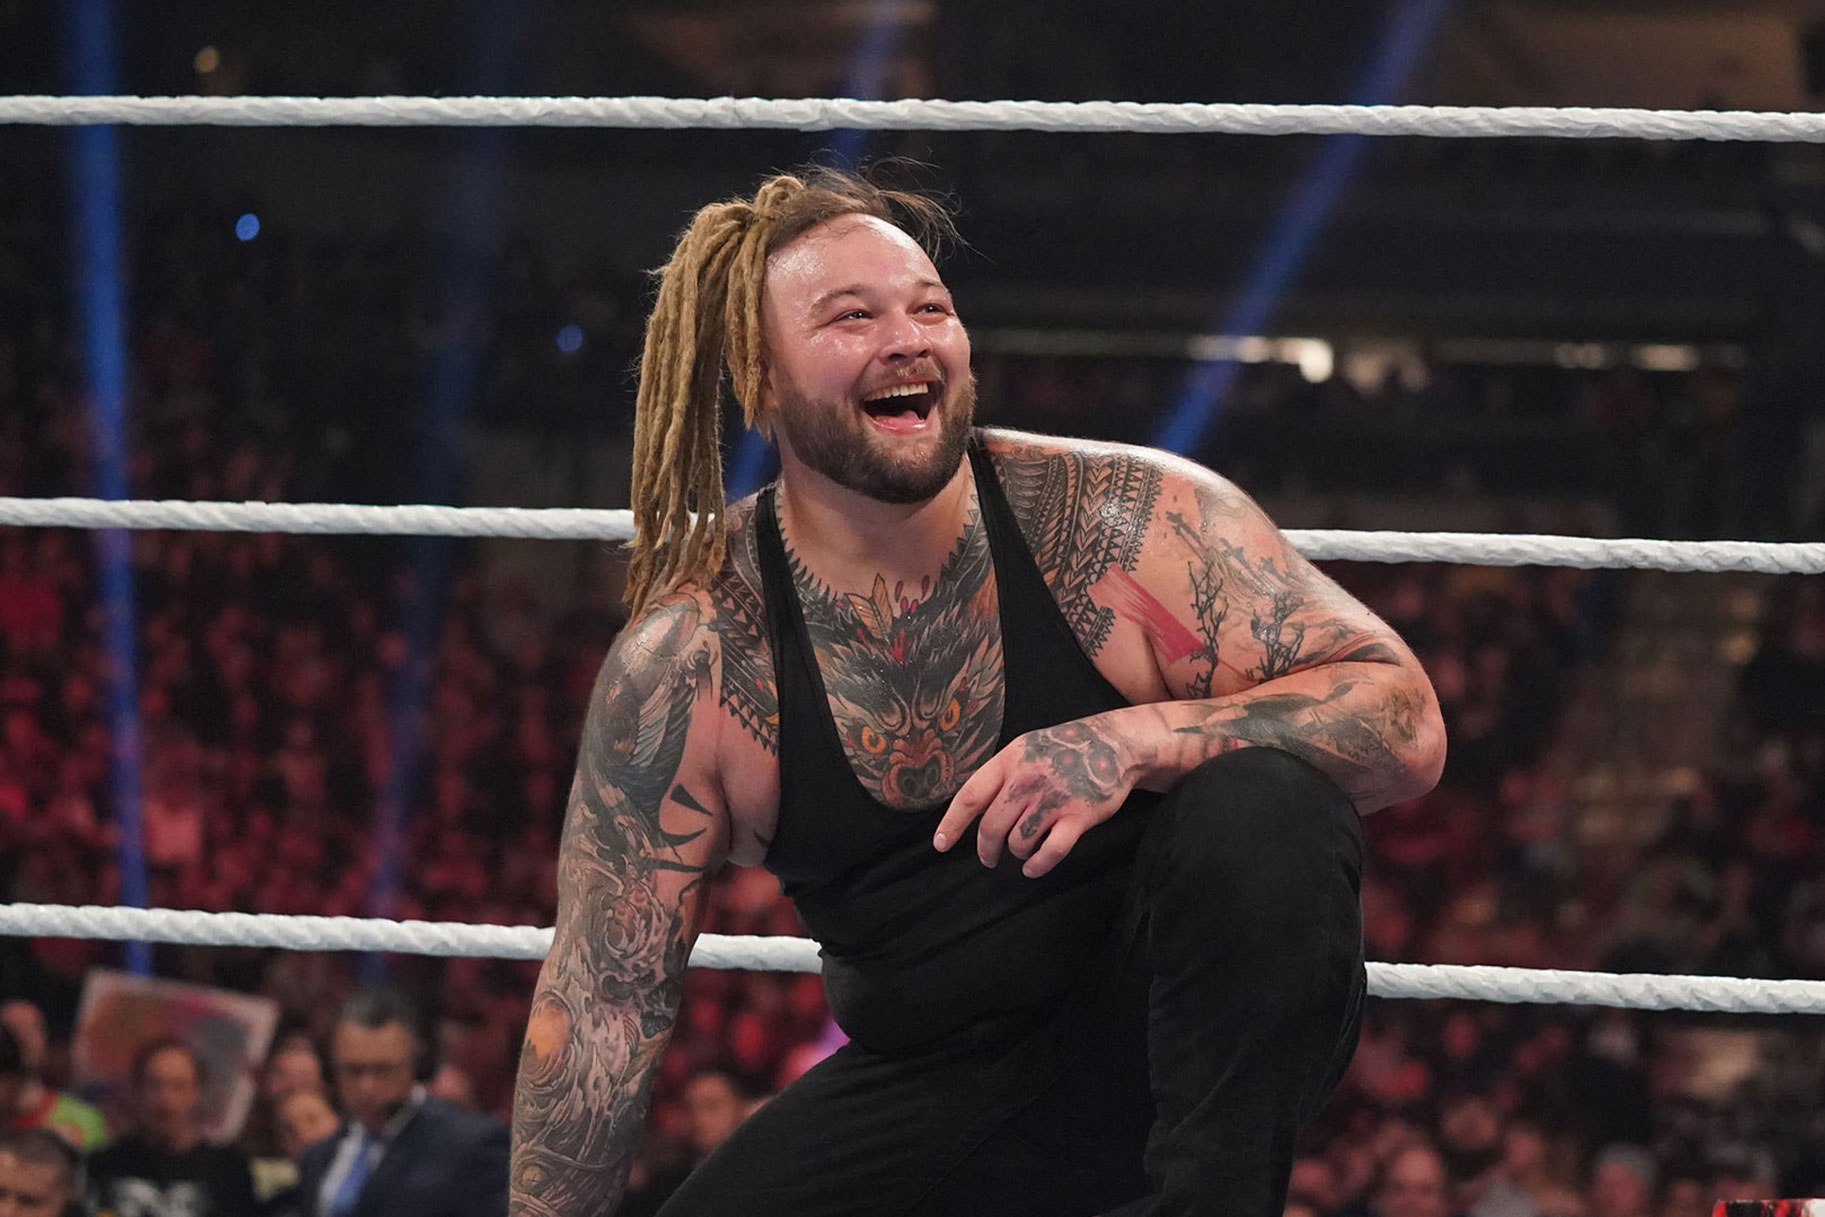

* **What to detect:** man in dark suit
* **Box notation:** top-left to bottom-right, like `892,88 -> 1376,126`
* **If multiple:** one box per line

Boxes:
296,989 -> 507,1217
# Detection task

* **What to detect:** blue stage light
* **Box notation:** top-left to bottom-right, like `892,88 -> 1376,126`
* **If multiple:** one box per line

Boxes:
556,323 -> 583,353
234,212 -> 260,241
1152,0 -> 1453,457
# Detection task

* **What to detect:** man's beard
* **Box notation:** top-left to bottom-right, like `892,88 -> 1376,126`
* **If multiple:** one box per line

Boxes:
771,372 -> 976,505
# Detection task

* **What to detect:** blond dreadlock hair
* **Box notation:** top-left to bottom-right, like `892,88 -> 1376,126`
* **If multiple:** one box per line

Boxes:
625,165 -> 958,619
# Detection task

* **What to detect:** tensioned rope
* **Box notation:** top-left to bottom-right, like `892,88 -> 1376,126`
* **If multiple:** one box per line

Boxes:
7,93 -> 1816,1024
9,95 -> 1825,143
2,903 -> 1821,1015
1,497 -> 1819,574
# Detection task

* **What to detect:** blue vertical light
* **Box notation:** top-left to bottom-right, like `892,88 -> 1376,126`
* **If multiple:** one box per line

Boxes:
364,0 -> 522,983
725,0 -> 905,500
1152,0 -> 1454,455
66,0 -> 148,975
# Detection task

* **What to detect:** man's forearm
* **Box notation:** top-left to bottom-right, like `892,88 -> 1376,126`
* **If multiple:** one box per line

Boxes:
510,967 -> 673,1217
1086,662 -> 1445,812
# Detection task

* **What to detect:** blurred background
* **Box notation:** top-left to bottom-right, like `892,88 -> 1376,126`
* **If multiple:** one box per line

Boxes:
3,1 -> 1825,1214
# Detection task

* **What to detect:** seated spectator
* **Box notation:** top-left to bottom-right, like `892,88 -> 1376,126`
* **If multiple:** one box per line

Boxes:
296,989 -> 506,1217
1654,1173 -> 1707,1217
619,1067 -> 754,1217
87,1037 -> 257,1217
0,1027 -> 105,1152
260,1037 -> 326,1106
1374,1140 -> 1464,1217
273,1092 -> 338,1166
680,1069 -> 752,1165
0,1004 -> 48,1084
0,1127 -> 80,1217
1287,1153 -> 1338,1215
1587,1144 -> 1655,1217
256,1090 -> 342,1217
1470,1117 -> 1584,1217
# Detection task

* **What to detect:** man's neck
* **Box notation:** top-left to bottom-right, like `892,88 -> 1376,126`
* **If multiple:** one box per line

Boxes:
775,457 -> 973,591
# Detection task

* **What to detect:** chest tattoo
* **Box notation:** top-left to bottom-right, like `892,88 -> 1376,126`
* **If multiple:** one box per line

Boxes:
790,508 -> 1005,810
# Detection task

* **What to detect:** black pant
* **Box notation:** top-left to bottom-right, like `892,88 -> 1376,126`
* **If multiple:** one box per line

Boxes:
657,748 -> 1366,1217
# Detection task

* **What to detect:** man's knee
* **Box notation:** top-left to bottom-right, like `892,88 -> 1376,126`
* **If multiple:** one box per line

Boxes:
1145,747 -> 1362,905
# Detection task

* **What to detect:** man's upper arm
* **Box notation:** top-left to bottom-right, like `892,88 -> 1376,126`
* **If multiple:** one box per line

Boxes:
1130,459 -> 1415,700
511,595 -> 727,1210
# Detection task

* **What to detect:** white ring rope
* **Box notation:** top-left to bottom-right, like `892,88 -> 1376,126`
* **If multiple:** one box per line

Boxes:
1,497 -> 1817,574
6,92 -> 1813,1024
0,904 -> 1818,1014
7,95 -> 1825,143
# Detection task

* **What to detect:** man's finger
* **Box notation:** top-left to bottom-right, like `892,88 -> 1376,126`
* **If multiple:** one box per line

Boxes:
1022,817 -> 1087,880
935,753 -> 1003,851
976,785 -> 1033,869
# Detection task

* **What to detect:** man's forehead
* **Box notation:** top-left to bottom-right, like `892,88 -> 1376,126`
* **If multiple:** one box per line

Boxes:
336,1021 -> 413,1056
767,215 -> 939,295
0,1151 -> 56,1184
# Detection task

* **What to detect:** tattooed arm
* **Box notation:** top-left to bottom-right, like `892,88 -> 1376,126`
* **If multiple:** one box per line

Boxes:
939,444 -> 1444,876
511,597 -> 728,1217
1108,462 -> 1447,807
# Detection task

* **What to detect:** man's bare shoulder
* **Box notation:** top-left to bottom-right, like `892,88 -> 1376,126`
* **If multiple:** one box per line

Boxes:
980,427 -> 1234,501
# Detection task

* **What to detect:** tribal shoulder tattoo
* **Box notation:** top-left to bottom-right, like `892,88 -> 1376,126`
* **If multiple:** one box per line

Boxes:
708,506 -> 780,753
790,502 -> 1004,811
510,600 -> 715,1217
990,442 -> 1162,658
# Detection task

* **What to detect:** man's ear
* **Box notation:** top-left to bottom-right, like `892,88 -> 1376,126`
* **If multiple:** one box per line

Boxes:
749,360 -> 777,440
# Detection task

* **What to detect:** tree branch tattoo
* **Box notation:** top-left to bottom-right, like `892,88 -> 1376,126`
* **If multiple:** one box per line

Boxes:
1163,509 -> 1228,697
510,601 -> 713,1217
789,504 -> 1004,811
1167,486 -> 1398,692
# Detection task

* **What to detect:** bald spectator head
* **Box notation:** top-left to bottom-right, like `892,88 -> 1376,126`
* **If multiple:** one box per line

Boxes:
1376,1140 -> 1452,1217
1590,1143 -> 1656,1217
0,1128 -> 77,1217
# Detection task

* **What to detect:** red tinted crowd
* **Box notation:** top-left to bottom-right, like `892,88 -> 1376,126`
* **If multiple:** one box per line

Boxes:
3,208 -> 1823,1215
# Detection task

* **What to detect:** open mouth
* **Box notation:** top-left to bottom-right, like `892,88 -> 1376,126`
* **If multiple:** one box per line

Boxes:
859,380 -> 940,430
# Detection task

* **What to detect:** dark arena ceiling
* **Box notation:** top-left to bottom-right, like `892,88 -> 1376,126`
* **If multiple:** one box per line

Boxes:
6,0 -> 1825,345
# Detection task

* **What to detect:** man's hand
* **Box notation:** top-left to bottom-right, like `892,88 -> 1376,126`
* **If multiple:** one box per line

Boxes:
934,716 -> 1139,879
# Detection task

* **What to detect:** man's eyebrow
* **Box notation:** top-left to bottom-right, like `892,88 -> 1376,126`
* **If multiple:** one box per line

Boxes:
809,279 -> 950,312
810,284 -> 867,313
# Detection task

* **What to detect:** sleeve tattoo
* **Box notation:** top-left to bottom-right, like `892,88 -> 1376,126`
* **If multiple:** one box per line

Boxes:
510,600 -> 715,1217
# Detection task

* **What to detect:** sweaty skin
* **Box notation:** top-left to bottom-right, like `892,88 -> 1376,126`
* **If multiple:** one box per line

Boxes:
509,213 -> 1446,1216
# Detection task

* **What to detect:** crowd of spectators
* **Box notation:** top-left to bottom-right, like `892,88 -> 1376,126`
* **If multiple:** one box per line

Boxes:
2,200 -> 1824,1216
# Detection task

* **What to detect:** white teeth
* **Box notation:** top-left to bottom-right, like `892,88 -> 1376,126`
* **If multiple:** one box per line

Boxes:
865,382 -> 931,401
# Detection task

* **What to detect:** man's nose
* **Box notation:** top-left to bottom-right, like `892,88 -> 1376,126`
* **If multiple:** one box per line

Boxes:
879,310 -> 930,360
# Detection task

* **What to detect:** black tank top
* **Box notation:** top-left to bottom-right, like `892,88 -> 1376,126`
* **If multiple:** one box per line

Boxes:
756,436 -> 1159,1054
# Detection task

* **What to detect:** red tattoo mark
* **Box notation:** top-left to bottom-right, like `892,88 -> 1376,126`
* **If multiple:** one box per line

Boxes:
1102,567 -> 1203,663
